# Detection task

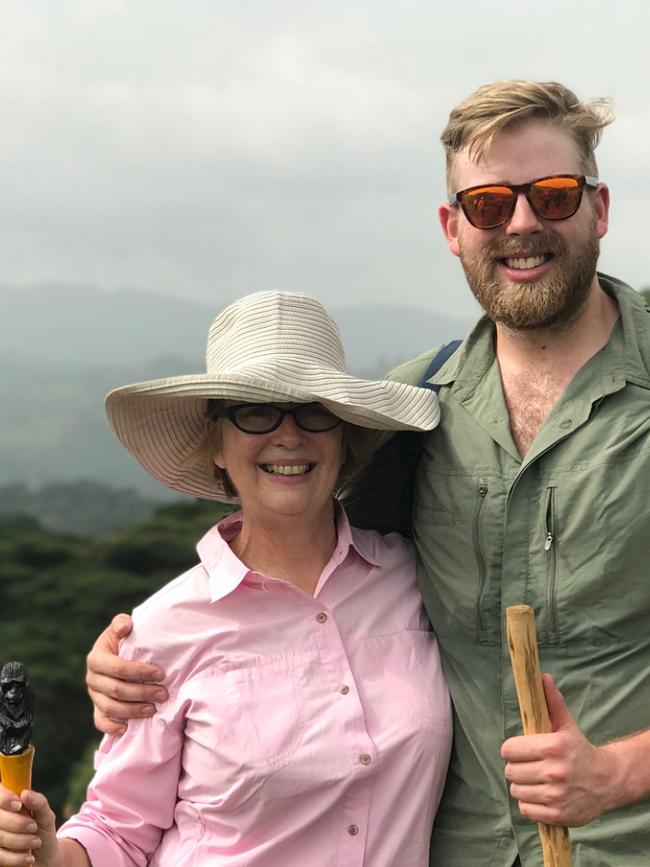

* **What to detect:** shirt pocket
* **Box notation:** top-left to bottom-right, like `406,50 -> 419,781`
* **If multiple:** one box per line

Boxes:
352,630 -> 451,731
180,660 -> 306,804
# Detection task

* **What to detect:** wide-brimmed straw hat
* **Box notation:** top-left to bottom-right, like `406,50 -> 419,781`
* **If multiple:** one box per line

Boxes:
105,290 -> 440,501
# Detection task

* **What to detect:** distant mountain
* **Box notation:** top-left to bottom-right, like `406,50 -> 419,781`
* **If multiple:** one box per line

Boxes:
2,283 -> 474,494
1,283 -> 215,366
0,352 -> 189,497
1,283 -> 474,373
332,305 -> 473,375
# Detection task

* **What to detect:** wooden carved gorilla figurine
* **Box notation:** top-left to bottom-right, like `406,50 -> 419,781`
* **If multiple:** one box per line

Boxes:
0,661 -> 35,756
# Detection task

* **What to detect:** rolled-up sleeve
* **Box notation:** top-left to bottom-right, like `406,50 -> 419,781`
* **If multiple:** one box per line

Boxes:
58,649 -> 186,866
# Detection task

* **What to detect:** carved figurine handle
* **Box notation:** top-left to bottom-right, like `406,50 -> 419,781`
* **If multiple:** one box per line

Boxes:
506,605 -> 573,867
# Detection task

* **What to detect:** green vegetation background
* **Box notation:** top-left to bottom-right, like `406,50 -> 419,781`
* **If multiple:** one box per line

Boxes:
0,497 -> 234,820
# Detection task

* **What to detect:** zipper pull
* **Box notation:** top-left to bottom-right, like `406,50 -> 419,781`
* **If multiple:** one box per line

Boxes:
544,532 -> 553,551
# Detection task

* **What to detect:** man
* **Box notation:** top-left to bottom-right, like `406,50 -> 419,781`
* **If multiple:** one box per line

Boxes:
86,81 -> 650,865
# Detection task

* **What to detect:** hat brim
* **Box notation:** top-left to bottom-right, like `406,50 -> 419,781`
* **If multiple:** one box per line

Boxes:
105,364 -> 440,501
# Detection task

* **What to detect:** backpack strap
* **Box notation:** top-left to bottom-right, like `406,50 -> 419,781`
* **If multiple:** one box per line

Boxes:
420,339 -> 462,392
342,340 -> 461,535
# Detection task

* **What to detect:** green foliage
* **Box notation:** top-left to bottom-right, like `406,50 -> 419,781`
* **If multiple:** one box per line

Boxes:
639,286 -> 650,304
0,496 -> 234,821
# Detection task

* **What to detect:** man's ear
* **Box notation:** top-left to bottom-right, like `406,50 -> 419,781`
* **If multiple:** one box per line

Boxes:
439,203 -> 461,257
593,182 -> 610,240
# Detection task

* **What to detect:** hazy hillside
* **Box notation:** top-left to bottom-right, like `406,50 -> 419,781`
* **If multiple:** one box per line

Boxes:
2,283 -> 474,494
1,283 -> 473,372
0,481 -> 158,536
2,283 -> 215,365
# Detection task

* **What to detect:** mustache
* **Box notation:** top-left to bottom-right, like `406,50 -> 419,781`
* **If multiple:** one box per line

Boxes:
486,233 -> 566,259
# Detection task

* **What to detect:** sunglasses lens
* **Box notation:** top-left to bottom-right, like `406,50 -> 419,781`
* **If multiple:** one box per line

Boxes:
528,176 -> 582,220
460,186 -> 515,229
294,404 -> 341,432
232,405 -> 282,433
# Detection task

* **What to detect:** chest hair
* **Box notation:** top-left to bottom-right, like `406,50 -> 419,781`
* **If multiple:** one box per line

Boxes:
501,368 -> 568,457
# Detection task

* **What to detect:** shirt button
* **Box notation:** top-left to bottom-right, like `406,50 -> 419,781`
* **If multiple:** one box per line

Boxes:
347,824 -> 360,836
316,612 -> 328,624
338,685 -> 350,695
359,753 -> 372,765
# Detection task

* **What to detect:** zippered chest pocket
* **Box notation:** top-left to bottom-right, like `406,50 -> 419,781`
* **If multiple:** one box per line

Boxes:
415,470 -> 504,645
543,484 -> 559,643
473,479 -> 489,643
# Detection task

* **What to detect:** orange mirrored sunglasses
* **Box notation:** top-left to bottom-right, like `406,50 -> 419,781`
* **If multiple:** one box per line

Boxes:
449,174 -> 598,229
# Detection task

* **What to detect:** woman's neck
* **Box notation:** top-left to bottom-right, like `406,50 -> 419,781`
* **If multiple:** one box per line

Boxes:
229,503 -> 338,596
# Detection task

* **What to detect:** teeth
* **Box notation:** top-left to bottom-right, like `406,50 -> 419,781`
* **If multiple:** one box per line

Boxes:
505,255 -> 546,270
262,464 -> 310,475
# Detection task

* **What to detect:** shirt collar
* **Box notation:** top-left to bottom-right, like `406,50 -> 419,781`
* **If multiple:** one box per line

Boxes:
428,273 -> 649,395
334,502 -> 381,568
196,504 -> 379,604
196,511 -> 251,603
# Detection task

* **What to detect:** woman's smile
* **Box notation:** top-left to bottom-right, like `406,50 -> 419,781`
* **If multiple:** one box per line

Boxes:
259,461 -> 315,476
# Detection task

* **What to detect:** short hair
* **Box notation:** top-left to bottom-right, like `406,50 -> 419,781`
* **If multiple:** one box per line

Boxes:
195,403 -> 386,500
441,80 -> 614,189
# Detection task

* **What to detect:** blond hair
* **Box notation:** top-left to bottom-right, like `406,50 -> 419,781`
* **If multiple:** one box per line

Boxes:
441,80 -> 614,189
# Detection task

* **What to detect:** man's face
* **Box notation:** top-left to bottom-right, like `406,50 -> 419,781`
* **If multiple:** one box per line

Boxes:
439,121 -> 609,330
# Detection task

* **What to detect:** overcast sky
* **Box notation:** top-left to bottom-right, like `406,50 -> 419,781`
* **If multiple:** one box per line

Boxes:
2,0 -> 649,320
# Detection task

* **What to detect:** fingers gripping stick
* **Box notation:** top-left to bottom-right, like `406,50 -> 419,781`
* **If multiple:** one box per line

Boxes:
506,605 -> 572,867
0,748 -> 36,862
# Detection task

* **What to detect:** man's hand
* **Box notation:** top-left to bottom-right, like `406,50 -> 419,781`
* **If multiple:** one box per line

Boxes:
501,674 -> 616,827
86,614 -> 168,736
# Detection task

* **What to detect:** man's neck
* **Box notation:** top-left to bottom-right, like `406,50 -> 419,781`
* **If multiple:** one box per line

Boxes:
495,278 -> 620,457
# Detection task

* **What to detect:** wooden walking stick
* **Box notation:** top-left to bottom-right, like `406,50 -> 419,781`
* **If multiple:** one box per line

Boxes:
506,605 -> 572,867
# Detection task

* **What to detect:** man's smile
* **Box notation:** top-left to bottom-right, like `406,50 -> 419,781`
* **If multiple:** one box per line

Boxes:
500,254 -> 553,270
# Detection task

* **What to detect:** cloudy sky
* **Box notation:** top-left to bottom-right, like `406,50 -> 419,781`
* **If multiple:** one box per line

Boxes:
2,0 -> 649,320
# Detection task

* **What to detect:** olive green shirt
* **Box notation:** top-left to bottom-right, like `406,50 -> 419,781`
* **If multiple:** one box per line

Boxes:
390,275 -> 650,866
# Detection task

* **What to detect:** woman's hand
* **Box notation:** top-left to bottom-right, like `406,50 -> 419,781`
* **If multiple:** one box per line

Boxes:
86,614 -> 168,736
0,785 -> 60,866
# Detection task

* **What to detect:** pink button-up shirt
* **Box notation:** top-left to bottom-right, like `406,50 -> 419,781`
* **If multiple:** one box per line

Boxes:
60,508 -> 451,866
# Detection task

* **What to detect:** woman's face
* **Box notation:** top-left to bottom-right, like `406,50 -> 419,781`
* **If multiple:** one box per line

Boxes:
213,403 -> 345,524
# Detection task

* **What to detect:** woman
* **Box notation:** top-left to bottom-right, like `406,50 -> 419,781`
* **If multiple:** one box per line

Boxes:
0,291 -> 451,867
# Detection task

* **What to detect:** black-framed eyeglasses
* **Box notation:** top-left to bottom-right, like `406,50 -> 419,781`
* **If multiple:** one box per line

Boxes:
215,402 -> 342,434
449,174 -> 598,229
